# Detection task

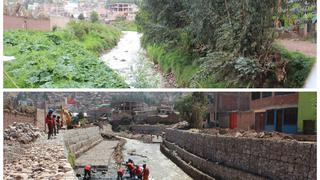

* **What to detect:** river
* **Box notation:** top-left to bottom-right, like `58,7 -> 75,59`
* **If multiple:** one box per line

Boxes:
101,31 -> 170,88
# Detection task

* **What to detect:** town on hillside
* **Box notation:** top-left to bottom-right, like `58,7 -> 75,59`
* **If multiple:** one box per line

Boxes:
3,92 -> 317,179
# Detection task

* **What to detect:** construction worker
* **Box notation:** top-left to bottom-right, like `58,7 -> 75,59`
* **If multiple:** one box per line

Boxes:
142,164 -> 149,180
134,165 -> 143,179
52,115 -> 57,136
127,161 -> 135,178
84,165 -> 91,179
117,167 -> 125,180
45,109 -> 54,140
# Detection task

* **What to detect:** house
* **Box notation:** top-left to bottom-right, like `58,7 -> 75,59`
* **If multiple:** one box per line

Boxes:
298,92 -> 317,134
206,93 -> 253,130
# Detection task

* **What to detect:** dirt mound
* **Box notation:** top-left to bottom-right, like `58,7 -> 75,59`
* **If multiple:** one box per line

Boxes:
113,139 -> 126,165
200,128 -> 296,141
4,123 -> 44,144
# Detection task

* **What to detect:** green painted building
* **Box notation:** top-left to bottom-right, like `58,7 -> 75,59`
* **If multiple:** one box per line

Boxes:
298,92 -> 317,133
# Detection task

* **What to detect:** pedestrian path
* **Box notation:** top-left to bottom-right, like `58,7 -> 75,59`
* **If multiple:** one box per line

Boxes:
4,130 -> 77,179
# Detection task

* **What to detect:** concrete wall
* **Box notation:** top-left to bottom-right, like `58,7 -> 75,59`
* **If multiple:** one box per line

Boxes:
4,15 -> 51,31
63,127 -> 103,158
3,111 -> 36,128
4,15 -> 70,32
298,92 -> 317,132
36,109 -> 46,131
130,125 -> 168,135
49,16 -> 71,29
164,129 -> 316,180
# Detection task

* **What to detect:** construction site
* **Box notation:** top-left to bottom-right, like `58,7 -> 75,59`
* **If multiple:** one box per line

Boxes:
3,92 -> 317,180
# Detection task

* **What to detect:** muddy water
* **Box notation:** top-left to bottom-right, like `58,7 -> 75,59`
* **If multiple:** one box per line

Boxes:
123,138 -> 192,180
101,31 -> 169,88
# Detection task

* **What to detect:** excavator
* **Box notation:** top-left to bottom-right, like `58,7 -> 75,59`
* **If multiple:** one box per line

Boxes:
60,106 -> 79,129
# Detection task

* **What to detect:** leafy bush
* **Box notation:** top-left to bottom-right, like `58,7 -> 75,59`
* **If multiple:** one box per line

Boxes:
4,22 -> 127,88
273,45 -> 316,88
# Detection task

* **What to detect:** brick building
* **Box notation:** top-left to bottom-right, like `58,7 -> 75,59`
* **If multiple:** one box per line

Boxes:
251,92 -> 299,133
206,93 -> 253,130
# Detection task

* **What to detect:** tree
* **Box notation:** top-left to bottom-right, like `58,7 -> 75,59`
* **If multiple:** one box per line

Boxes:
175,93 -> 208,129
90,11 -> 99,23
78,13 -> 85,20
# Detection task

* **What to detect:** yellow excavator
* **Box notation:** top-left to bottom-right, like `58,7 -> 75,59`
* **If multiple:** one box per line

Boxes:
60,106 -> 73,129
59,106 -> 81,129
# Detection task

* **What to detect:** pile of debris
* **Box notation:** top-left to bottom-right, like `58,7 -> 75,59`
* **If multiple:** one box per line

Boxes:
171,121 -> 189,130
4,123 -> 43,144
200,128 -> 296,141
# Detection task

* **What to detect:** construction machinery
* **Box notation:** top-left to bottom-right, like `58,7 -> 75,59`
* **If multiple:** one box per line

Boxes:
60,106 -> 73,129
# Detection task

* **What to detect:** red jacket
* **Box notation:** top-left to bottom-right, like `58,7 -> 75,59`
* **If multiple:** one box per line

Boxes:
117,168 -> 125,176
45,116 -> 54,127
127,163 -> 135,170
134,167 -> 142,176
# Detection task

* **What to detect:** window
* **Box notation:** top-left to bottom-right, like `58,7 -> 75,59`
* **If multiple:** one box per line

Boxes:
262,92 -> 272,98
284,108 -> 298,125
275,92 -> 295,96
266,110 -> 274,125
252,92 -> 261,100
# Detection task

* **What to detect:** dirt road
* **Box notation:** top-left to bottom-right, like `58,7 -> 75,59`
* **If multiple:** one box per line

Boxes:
276,39 -> 316,58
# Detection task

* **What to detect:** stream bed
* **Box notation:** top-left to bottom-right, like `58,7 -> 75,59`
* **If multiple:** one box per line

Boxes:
101,31 -> 170,88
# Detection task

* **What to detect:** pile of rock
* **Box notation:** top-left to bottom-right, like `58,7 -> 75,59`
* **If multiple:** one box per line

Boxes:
4,123 -> 43,144
4,139 -> 76,179
171,121 -> 190,129
200,128 -> 296,141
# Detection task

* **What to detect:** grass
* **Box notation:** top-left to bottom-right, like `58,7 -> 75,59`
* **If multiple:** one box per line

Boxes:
111,19 -> 138,31
3,21 -> 128,88
146,44 -> 198,87
273,44 -> 316,88
67,150 -> 76,168
145,43 -> 315,88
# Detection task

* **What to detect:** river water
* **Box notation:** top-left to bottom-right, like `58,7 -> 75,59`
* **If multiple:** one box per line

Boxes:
101,31 -> 170,88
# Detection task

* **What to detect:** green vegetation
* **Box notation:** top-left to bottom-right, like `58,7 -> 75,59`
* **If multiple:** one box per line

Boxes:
137,0 -> 315,88
175,93 -> 208,129
67,150 -> 76,168
4,21 -> 128,88
273,44 -> 316,88
90,11 -> 100,23
111,18 -> 138,31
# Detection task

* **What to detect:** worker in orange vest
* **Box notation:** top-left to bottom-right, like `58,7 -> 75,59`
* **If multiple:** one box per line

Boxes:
45,109 -> 54,140
84,165 -> 91,179
117,167 -> 125,180
134,165 -> 143,179
142,164 -> 150,180
127,162 -> 135,177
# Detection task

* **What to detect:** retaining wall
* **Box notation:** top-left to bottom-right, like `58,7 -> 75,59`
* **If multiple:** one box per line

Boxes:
164,129 -> 316,180
4,111 -> 36,128
63,127 -> 103,158
130,125 -> 168,135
